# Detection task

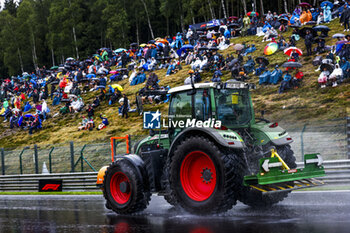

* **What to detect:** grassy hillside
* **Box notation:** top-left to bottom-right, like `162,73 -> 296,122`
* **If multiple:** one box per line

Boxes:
0,19 -> 349,149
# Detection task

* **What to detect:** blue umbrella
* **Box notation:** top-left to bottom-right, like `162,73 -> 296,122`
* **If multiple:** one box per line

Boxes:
114,48 -> 127,53
182,45 -> 194,50
176,45 -> 194,56
336,43 -> 346,54
24,114 -> 34,118
86,74 -> 96,79
321,1 -> 333,9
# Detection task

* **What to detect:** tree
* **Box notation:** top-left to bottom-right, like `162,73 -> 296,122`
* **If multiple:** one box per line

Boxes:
3,0 -> 18,16
0,10 -> 24,75
283,0 -> 288,13
102,1 -> 130,49
221,0 -> 227,19
241,0 -> 247,15
259,0 -> 264,15
140,0 -> 154,39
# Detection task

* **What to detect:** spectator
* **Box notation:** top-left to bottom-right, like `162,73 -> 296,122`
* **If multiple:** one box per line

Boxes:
279,71 -> 292,94
121,94 -> 129,119
341,4 -> 350,32
86,104 -> 94,118
97,114 -> 109,130
78,116 -> 88,130
318,67 -> 330,88
292,69 -> 304,88
92,97 -> 100,108
29,114 -> 40,135
329,64 -> 343,86
305,30 -> 313,56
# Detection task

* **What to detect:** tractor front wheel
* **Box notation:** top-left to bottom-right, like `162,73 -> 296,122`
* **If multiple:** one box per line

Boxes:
103,159 -> 151,214
169,136 -> 239,214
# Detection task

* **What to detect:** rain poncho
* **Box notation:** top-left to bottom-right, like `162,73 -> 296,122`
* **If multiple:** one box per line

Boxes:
270,68 -> 283,84
3,100 -> 9,109
23,102 -> 32,112
42,100 -> 49,113
340,58 -> 350,77
290,14 -> 300,24
262,21 -> 272,33
243,58 -> 255,73
130,72 -> 146,86
300,11 -> 308,24
322,5 -> 332,23
330,65 -> 343,79
259,71 -> 271,85
243,45 -> 256,56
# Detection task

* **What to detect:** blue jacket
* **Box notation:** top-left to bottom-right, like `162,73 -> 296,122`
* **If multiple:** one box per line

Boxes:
283,73 -> 292,82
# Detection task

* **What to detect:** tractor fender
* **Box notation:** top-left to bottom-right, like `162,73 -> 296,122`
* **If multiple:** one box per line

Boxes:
117,154 -> 147,185
97,154 -> 148,188
250,123 -> 293,146
168,127 -> 245,157
270,136 -> 294,146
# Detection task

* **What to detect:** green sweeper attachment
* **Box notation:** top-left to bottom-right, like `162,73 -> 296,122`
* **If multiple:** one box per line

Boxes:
244,149 -> 325,194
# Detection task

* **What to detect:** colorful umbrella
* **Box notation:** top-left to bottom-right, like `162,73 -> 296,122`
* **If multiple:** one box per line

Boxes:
155,42 -> 165,47
114,48 -> 127,53
247,11 -> 259,17
140,44 -> 147,47
284,47 -> 303,56
264,43 -> 278,56
111,84 -> 123,91
156,39 -> 169,44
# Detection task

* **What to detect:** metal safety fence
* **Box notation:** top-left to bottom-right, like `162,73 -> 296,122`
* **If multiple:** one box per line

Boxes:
0,160 -> 348,192
0,135 -> 145,176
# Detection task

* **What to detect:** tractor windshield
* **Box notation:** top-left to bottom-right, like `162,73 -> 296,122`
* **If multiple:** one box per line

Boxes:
214,88 -> 252,127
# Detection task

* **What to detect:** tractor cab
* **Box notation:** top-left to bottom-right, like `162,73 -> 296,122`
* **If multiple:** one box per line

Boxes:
167,81 -> 256,142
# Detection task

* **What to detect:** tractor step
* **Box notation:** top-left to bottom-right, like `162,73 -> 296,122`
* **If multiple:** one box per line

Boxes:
249,178 -> 325,194
243,153 -> 326,192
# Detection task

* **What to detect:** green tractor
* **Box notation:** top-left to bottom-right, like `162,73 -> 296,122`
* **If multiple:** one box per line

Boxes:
97,81 -> 325,215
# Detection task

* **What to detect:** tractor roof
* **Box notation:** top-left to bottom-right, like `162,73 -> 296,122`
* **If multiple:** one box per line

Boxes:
168,81 -> 249,94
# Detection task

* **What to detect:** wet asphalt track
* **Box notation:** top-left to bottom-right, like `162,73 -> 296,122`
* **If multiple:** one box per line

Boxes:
0,191 -> 349,233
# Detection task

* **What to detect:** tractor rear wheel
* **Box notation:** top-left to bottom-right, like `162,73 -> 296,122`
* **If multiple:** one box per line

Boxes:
103,159 -> 151,214
169,136 -> 239,214
237,144 -> 296,208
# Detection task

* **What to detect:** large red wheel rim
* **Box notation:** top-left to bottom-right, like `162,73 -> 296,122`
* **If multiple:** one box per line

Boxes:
110,172 -> 131,204
180,151 -> 217,201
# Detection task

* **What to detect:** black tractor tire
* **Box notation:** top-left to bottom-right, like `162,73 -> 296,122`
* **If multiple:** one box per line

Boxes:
168,135 -> 240,214
237,144 -> 297,208
103,159 -> 151,214
162,158 -> 178,207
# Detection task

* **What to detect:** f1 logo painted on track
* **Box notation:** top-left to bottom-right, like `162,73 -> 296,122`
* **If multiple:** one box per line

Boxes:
143,110 -> 161,129
42,184 -> 61,191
